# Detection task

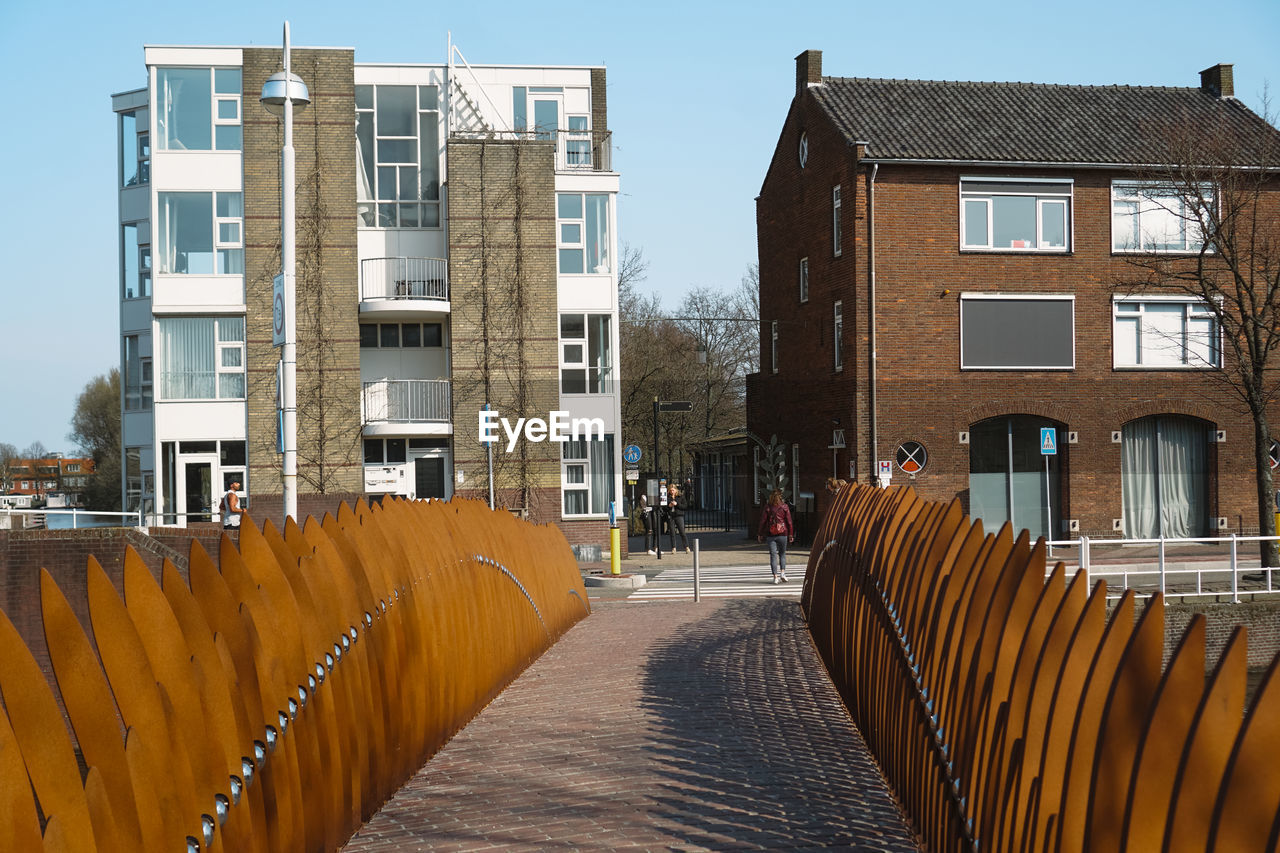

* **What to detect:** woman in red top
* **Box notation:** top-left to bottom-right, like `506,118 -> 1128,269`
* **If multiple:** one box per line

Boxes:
757,489 -> 795,584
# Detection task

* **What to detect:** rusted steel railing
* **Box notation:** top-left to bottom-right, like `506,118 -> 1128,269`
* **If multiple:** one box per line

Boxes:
803,483 -> 1280,852
0,496 -> 589,851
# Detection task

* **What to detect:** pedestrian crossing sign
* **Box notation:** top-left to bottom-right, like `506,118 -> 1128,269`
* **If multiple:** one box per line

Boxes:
1040,427 -> 1057,455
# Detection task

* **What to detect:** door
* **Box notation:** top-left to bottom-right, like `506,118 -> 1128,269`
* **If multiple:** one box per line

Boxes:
969,415 -> 1064,542
415,456 -> 446,499
532,97 -> 561,141
177,455 -> 217,524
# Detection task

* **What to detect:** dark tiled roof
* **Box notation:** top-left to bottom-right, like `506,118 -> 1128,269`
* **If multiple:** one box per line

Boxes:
812,76 -> 1280,165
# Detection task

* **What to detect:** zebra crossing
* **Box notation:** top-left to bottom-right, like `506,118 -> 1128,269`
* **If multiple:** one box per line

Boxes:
628,563 -> 806,601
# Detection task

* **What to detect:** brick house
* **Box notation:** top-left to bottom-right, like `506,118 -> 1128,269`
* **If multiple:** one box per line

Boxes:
748,50 -> 1280,541
111,41 -> 621,554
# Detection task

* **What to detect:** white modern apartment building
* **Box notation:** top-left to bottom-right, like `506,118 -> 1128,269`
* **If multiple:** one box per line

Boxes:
112,40 -> 621,551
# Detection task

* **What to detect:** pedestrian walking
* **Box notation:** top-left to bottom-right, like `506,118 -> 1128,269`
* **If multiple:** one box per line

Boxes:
639,493 -> 656,555
757,489 -> 795,583
667,484 -> 690,553
221,480 -> 245,530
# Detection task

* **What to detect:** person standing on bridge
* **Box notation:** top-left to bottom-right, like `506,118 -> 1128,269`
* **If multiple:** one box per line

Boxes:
758,489 -> 795,583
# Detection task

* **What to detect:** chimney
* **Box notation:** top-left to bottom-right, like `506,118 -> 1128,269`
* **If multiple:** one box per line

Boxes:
796,50 -> 822,98
1199,63 -> 1234,98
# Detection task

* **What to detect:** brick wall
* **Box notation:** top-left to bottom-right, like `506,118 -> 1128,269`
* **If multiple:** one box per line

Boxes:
446,138 -> 563,527
243,47 -> 363,501
752,86 -> 1280,537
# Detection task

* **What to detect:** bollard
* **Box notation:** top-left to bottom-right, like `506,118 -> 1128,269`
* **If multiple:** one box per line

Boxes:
610,526 -> 621,575
693,538 -> 701,602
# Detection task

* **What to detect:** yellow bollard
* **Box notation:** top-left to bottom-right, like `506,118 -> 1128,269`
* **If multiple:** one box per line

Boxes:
610,526 -> 621,575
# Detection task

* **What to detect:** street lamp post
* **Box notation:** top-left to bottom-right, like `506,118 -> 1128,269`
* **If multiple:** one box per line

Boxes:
261,22 -> 310,522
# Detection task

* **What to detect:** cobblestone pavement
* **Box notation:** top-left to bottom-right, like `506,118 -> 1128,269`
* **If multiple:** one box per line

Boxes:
342,599 -> 921,851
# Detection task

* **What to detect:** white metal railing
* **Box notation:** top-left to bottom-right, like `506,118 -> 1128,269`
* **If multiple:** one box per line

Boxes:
1,507 -> 146,530
361,257 -> 449,302
362,379 -> 451,423
1043,534 -> 1280,603
448,128 -> 614,172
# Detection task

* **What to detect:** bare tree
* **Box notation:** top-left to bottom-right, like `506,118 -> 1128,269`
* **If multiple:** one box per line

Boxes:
21,441 -> 48,460
1115,98 -> 1280,561
0,442 -> 17,492
69,369 -> 122,510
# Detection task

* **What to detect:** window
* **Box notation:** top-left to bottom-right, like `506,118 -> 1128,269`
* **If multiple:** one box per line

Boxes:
157,192 -> 242,274
833,301 -> 843,370
120,111 -> 149,187
122,223 -> 151,299
771,320 -> 779,373
1113,298 -> 1219,368
960,295 -> 1074,369
157,316 -> 244,400
960,179 -> 1072,252
156,67 -> 241,151
124,335 -> 153,411
833,185 -> 842,256
1112,182 -> 1212,253
364,438 -> 407,464
969,415 -> 1064,542
799,258 -> 809,303
562,434 -> 615,516
1122,415 -> 1210,538
557,193 -> 611,273
560,314 -> 613,393
356,84 -> 441,228
360,322 -> 444,348
565,115 -> 591,165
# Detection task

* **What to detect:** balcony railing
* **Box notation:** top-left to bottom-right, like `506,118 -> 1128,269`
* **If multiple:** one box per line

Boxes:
361,257 -> 449,303
363,379 -> 451,423
449,129 -> 613,173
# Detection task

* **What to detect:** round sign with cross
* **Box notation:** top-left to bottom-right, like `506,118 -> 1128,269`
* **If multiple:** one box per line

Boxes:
896,441 -> 927,475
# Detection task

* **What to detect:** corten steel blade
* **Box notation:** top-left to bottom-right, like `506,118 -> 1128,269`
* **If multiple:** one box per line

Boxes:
0,683 -> 43,850
1163,628 -> 1247,852
40,567 -> 147,850
0,601 -> 98,850
1121,615 -> 1206,852
161,559 -> 268,853
87,558 -> 201,847
1209,652 -> 1280,851
83,763 -> 127,853
1053,590 -> 1139,852
1083,593 -> 1166,852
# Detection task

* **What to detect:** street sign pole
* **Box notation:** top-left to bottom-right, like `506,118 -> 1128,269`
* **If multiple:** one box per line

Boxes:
653,398 -> 661,560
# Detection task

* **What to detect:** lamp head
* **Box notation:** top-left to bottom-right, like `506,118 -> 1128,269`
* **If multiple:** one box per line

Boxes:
260,71 -> 310,116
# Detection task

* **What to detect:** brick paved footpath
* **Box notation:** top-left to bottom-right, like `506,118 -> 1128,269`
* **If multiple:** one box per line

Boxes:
342,598 -> 921,851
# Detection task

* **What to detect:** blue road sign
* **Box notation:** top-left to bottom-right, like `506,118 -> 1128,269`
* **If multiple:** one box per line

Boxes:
1040,427 -> 1057,455
623,444 -> 642,465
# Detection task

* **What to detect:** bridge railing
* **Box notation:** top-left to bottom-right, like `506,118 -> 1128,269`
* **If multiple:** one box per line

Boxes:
804,483 -> 1280,853
0,496 -> 589,851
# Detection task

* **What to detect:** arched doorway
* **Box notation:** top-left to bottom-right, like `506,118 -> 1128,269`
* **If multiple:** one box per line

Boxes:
1121,415 -> 1211,538
969,415 -> 1065,542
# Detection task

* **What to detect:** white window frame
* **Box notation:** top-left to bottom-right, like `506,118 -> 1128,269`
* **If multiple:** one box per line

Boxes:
556,192 -> 612,274
959,294 -> 1076,370
799,257 -> 809,303
1112,296 -> 1221,369
771,320 -> 779,373
560,434 -> 615,518
833,185 -> 842,257
833,301 -> 843,371
559,313 -> 614,394
214,192 -> 243,275
959,177 -> 1073,252
1111,181 -> 1214,254
355,84 -> 442,229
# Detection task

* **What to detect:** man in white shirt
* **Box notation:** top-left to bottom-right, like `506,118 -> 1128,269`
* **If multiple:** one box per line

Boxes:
223,481 -> 244,529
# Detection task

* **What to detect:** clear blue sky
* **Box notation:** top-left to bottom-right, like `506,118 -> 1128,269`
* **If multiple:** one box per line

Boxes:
1,0 -> 1276,454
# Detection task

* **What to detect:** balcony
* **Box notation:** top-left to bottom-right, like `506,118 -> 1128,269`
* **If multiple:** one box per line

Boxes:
449,129 -> 614,173
362,379 -> 451,425
360,258 -> 449,312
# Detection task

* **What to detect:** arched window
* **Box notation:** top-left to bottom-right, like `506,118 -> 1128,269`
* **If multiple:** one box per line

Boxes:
1121,415 -> 1210,538
969,414 -> 1066,542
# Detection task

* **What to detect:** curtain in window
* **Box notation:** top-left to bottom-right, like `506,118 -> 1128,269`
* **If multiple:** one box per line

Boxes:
158,68 -> 211,151
1122,416 -> 1208,538
159,318 -> 215,399
1121,418 -> 1159,538
589,435 -> 615,515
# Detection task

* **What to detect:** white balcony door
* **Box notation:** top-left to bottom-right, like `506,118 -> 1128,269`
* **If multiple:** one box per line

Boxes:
532,96 -> 561,140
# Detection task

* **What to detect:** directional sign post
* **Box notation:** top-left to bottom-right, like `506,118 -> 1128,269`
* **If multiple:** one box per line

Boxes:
1041,427 -> 1056,543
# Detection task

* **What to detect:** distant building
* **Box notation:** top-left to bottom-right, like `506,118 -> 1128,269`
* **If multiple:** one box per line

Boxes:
749,50 -> 1280,540
5,455 -> 95,504
112,40 -> 621,552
